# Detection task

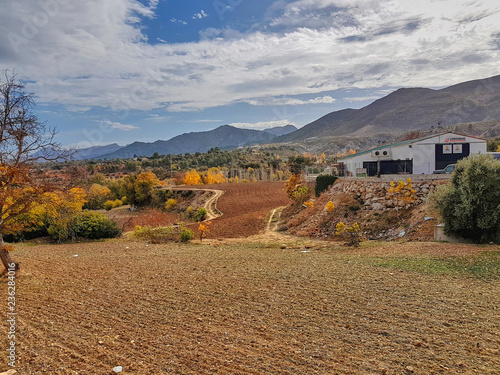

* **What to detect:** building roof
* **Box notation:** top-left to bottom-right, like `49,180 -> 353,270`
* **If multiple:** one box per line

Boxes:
338,132 -> 487,161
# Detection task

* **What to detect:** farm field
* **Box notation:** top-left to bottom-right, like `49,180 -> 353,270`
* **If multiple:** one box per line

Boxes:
2,240 -> 499,374
200,181 -> 291,238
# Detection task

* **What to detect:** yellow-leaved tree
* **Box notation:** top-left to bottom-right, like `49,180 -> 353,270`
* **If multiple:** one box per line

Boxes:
203,167 -> 226,184
86,183 -> 112,209
134,172 -> 161,205
386,178 -> 417,218
325,201 -> 335,212
198,221 -> 212,242
184,169 -> 203,185
40,188 -> 88,241
1,71 -> 71,272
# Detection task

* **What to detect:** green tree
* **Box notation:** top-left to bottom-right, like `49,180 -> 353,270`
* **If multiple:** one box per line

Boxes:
315,175 -> 338,197
436,154 -> 500,243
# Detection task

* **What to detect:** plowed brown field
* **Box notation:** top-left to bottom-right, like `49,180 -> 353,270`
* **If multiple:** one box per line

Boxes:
1,241 -> 499,374
202,181 -> 291,238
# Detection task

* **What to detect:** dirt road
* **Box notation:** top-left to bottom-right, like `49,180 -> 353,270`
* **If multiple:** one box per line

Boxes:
167,187 -> 225,221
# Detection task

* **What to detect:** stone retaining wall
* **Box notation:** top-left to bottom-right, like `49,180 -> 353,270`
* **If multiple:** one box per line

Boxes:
330,177 -> 448,211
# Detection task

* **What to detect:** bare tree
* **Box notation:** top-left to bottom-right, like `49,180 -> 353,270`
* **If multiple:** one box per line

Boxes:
0,70 -> 70,272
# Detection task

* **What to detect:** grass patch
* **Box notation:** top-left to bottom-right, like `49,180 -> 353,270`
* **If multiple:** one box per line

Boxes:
363,251 -> 500,280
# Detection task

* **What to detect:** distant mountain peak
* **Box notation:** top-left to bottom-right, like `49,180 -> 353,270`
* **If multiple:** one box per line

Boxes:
97,124 -> 287,159
278,74 -> 500,142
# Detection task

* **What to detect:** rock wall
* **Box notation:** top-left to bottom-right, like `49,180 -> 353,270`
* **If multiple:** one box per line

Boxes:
330,177 -> 448,211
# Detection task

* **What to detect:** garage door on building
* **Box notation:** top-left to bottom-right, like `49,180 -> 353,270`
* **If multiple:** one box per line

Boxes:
435,143 -> 470,170
363,160 -> 413,176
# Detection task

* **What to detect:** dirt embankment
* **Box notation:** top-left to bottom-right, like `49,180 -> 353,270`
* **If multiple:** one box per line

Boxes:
284,179 -> 442,242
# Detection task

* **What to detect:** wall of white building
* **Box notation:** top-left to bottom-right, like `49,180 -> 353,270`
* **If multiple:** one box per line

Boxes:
340,133 -> 487,176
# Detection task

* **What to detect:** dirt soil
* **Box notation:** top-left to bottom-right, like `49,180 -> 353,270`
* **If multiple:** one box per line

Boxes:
105,207 -> 182,232
201,181 -> 291,238
2,240 -> 499,374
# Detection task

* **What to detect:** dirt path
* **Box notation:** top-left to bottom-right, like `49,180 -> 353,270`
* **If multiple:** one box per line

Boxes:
164,186 -> 225,221
200,189 -> 224,221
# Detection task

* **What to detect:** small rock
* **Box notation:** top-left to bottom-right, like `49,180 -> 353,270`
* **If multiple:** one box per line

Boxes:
112,366 -> 123,373
73,254 -> 78,257
280,244 -> 287,249
405,365 -> 414,372
398,230 -> 406,238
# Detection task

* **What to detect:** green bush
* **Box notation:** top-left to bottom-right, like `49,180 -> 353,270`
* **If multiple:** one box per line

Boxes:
180,225 -> 195,243
133,223 -> 194,244
71,211 -> 121,239
185,206 -> 194,217
435,154 -> 500,243
315,175 -> 338,197
193,207 -> 208,222
48,212 -> 121,241
47,222 -> 71,242
165,198 -> 177,211
104,199 -> 123,211
133,225 -> 176,243
291,186 -> 312,205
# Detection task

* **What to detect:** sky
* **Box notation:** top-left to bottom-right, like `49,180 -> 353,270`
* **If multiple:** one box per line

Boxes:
1,0 -> 500,149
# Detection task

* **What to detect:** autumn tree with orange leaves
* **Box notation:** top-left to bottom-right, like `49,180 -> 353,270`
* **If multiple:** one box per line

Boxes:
0,71 -> 69,272
184,169 -> 203,185
203,167 -> 226,184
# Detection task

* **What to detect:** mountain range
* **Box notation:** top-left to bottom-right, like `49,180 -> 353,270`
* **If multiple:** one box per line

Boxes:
277,74 -> 500,143
73,74 -> 500,159
72,125 -> 297,160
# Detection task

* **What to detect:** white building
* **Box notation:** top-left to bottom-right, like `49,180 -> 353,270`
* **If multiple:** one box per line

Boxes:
339,132 -> 487,176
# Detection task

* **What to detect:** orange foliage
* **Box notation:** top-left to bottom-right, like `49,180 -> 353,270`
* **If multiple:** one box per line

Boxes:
284,174 -> 302,198
184,170 -> 203,185
136,171 -> 160,185
198,221 -> 212,242
203,168 -> 226,184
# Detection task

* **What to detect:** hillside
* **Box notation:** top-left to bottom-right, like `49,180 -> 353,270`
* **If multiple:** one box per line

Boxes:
69,143 -> 122,160
279,75 -> 500,143
99,125 -> 296,159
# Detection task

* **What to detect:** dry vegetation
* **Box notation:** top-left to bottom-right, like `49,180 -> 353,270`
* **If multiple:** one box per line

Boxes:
1,240 -> 499,374
104,207 -> 182,232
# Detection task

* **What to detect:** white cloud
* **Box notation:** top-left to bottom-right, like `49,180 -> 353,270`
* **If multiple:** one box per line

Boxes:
170,18 -> 187,25
0,0 -> 499,115
192,119 -> 224,123
229,120 -> 295,129
192,10 -> 208,20
147,114 -> 172,122
101,120 -> 139,131
66,105 -> 92,112
199,28 -> 222,40
247,95 -> 336,106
